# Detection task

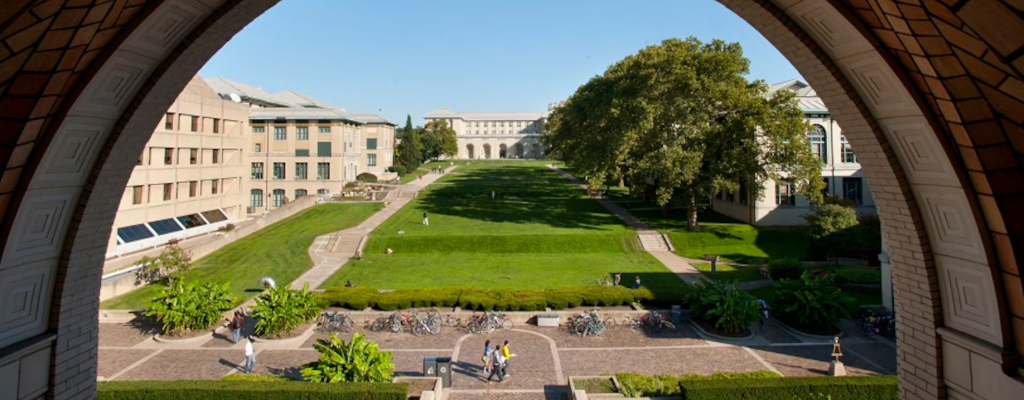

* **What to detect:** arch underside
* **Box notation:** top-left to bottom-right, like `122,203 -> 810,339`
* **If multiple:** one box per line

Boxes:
0,1 -> 1021,399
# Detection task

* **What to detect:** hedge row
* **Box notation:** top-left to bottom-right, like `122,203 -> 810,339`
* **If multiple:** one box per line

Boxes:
319,285 -> 655,311
615,372 -> 781,397
97,381 -> 407,400
679,376 -> 898,400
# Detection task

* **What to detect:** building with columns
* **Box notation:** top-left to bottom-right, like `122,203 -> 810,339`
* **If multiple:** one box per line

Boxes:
711,79 -> 877,226
424,108 -> 549,159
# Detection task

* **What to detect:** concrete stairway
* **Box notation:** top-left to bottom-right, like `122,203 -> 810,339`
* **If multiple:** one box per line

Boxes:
331,234 -> 364,254
637,232 -> 670,252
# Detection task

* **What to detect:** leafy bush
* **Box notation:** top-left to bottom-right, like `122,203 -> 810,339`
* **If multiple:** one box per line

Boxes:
251,283 -> 321,338
767,257 -> 803,281
97,380 -> 407,400
683,280 -> 760,333
820,194 -> 858,209
302,333 -> 395,383
146,280 -> 234,335
805,204 -> 858,262
856,212 -> 882,263
390,165 -> 408,176
678,376 -> 898,400
615,372 -> 781,397
135,245 -> 192,285
319,285 -> 653,311
220,374 -> 295,382
768,271 -> 855,328
357,173 -> 378,183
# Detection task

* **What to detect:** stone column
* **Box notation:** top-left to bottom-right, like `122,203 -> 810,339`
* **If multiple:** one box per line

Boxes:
879,224 -> 893,314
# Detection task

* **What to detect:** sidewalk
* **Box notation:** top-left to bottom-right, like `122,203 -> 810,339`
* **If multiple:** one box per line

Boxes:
547,165 -> 704,285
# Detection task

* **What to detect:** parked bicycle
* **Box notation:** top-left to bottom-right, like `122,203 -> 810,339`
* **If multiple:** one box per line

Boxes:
567,310 -> 606,336
855,307 -> 895,337
629,310 -> 676,332
316,310 -> 355,333
388,311 -> 416,333
465,310 -> 513,334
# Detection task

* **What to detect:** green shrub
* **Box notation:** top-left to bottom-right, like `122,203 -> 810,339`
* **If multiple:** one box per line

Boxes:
678,376 -> 897,400
769,271 -> 855,328
856,213 -> 882,263
389,165 -> 408,176
318,285 -> 651,311
615,372 -> 781,397
135,245 -> 192,285
220,374 -> 295,382
146,280 -> 235,336
251,283 -> 321,338
683,280 -> 760,333
357,173 -> 378,183
302,333 -> 395,383
97,381 -> 407,400
805,204 -> 859,261
768,257 -> 803,281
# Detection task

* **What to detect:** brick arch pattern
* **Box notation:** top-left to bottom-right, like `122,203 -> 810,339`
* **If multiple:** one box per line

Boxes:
0,1 -> 1021,400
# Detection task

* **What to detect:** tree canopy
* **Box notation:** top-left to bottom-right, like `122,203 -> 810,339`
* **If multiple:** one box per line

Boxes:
543,37 -> 824,228
420,120 -> 459,160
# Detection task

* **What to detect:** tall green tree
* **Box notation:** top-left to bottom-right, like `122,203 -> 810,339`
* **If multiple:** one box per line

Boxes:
398,125 -> 422,171
420,120 -> 459,160
544,37 -> 824,229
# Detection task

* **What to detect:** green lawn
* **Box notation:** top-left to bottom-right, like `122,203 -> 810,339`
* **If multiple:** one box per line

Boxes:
101,203 -> 381,310
399,160 -> 476,183
692,263 -> 765,283
322,161 -> 688,304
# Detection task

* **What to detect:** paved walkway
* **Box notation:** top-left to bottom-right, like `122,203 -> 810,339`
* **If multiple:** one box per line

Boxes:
547,165 -> 704,285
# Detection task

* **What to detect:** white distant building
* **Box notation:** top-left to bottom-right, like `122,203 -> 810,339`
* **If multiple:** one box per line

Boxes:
711,79 -> 877,226
424,108 -> 548,159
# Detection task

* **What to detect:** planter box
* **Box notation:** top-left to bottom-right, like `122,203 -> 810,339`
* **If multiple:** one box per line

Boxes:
537,314 -> 559,327
568,376 -> 624,399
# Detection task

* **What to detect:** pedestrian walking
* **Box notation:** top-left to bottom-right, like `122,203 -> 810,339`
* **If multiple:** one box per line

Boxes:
614,272 -> 622,286
501,340 -> 516,378
634,275 -> 642,289
487,344 -> 506,383
482,340 -> 493,374
423,211 -> 429,226
491,190 -> 495,200
757,297 -> 770,327
230,311 -> 244,343
383,201 -> 388,212
243,338 -> 255,373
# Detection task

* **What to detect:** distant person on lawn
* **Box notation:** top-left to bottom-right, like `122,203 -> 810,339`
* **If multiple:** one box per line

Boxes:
614,273 -> 622,286
634,276 -> 642,289
423,211 -> 429,226
230,311 -> 244,343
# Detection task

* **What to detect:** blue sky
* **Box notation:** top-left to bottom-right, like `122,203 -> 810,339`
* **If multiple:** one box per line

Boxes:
199,0 -> 802,125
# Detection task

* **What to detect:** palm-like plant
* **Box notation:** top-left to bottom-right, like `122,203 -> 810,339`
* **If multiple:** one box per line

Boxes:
769,271 -> 855,327
301,332 -> 395,383
251,283 -> 321,338
146,280 -> 235,336
683,279 -> 760,333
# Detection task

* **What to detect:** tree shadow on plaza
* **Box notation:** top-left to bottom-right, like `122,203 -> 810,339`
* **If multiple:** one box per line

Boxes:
125,311 -> 162,336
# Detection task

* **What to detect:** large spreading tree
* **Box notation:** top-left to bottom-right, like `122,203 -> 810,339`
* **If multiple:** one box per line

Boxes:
543,37 -> 824,229
420,120 -> 459,160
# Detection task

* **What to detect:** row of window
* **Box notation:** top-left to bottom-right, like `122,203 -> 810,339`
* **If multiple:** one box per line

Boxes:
465,129 -> 538,135
807,125 -> 858,164
250,188 -> 328,208
140,147 -> 231,166
130,179 -> 230,205
251,162 -> 333,180
116,209 -> 229,244
251,139 -> 379,153
715,177 -> 865,207
164,113 -> 240,134
252,125 -> 335,138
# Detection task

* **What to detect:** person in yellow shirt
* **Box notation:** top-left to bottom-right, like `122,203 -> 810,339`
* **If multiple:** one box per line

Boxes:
501,340 -> 516,378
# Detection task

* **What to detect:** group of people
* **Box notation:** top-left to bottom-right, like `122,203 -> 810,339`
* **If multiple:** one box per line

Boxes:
612,272 -> 643,289
481,339 -> 516,383
430,167 -> 447,175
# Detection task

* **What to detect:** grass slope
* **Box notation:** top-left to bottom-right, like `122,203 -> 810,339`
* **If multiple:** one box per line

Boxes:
322,161 -> 687,304
101,203 -> 380,310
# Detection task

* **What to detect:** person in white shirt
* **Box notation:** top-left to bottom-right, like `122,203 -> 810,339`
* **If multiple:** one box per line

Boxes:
244,338 -> 255,373
487,344 -> 506,383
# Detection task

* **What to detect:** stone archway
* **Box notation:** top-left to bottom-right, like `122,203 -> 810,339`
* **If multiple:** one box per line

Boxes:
0,1 -> 1022,399
483,143 -> 492,159
532,143 -> 543,159
513,143 -> 524,159
466,143 -> 475,159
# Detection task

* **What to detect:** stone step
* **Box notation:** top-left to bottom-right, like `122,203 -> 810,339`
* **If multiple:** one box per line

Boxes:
637,234 -> 669,251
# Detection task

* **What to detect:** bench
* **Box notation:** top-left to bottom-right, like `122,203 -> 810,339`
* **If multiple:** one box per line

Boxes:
702,254 -> 719,262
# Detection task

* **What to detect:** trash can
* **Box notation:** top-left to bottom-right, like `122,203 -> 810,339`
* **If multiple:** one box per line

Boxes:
671,305 -> 682,326
435,357 -> 452,388
422,357 -> 437,377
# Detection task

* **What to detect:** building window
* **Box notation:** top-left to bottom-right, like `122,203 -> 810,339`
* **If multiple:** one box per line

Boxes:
739,180 -> 748,205
274,126 -> 286,140
726,190 -> 735,202
137,152 -> 144,166
251,162 -> 264,179
253,126 -> 265,134
843,177 -> 863,205
841,135 -> 857,163
132,186 -> 144,205
165,113 -> 174,130
809,125 -> 827,163
164,148 -> 174,165
163,183 -> 173,201
273,162 -> 285,179
190,148 -> 198,165
367,154 -> 376,167
317,142 -> 332,157
190,116 -> 199,132
822,177 -> 831,198
317,162 -> 330,180
211,179 -> 219,195
295,149 -> 309,157
296,127 -> 309,140
211,149 -> 220,164
319,126 -> 331,133
776,180 -> 795,206
366,138 -> 377,150
250,189 -> 263,207
317,188 -> 328,196
254,143 -> 261,153
295,189 -> 307,198
189,181 -> 198,197
212,118 -> 220,133
295,162 -> 307,180
272,189 -> 285,207
716,191 -> 723,200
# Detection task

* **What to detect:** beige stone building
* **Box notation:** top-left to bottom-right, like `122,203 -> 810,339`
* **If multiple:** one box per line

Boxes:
424,108 -> 548,159
205,78 -> 396,214
711,79 -> 877,226
106,76 -> 250,257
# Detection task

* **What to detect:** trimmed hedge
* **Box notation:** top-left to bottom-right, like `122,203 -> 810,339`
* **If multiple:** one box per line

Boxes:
320,285 -> 654,311
97,381 -> 407,400
615,372 -> 781,397
679,376 -> 897,400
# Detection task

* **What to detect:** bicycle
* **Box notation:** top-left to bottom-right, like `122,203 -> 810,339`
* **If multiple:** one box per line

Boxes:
369,314 -> 389,332
567,310 -> 605,336
388,312 -> 415,333
630,310 -> 675,332
466,312 -> 495,334
316,311 -> 354,333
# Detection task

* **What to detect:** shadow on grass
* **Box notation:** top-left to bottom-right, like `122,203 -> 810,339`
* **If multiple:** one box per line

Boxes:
266,366 -> 304,380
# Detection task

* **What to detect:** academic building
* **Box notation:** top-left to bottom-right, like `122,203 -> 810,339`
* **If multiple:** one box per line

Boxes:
711,79 -> 877,226
424,108 -> 550,159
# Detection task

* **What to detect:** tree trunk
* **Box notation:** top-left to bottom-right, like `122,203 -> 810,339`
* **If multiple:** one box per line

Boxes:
619,177 -> 625,188
661,202 -> 670,216
687,194 -> 699,229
